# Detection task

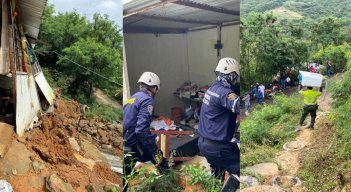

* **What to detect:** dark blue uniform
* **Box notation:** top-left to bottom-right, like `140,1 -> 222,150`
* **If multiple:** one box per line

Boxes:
123,89 -> 158,192
198,80 -> 240,177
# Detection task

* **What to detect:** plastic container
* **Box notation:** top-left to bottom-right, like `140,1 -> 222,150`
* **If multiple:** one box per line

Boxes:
299,71 -> 323,87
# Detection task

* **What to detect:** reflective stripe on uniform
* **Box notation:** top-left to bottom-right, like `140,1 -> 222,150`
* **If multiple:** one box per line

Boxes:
300,90 -> 321,105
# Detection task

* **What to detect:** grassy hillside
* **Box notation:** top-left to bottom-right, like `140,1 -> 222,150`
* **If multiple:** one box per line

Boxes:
241,0 -> 351,23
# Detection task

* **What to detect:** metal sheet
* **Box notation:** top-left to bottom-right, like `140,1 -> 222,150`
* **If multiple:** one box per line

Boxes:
123,0 -> 240,33
16,74 -> 41,136
34,72 -> 55,105
1,0 -> 10,75
16,0 -> 47,41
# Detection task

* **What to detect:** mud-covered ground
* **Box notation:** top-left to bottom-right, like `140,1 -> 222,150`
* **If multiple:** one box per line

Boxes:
0,94 -> 123,192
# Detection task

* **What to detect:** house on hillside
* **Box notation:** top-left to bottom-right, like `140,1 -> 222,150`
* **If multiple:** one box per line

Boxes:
1,0 -> 54,136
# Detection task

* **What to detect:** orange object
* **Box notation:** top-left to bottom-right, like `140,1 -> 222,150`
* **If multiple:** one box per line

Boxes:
12,11 -> 17,17
154,116 -> 172,126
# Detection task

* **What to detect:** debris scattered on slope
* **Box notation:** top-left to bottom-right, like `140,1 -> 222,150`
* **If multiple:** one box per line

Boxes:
0,93 -> 123,192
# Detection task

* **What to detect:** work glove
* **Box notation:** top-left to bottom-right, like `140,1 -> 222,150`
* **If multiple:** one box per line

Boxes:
152,149 -> 169,173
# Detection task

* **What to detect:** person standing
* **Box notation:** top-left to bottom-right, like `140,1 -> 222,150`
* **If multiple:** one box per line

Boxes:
242,92 -> 251,116
259,84 -> 265,98
123,72 -> 168,192
198,57 -> 240,185
256,88 -> 263,105
299,86 -> 322,129
281,72 -> 287,90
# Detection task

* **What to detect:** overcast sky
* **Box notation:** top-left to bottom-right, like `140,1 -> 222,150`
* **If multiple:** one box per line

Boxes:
48,0 -> 123,28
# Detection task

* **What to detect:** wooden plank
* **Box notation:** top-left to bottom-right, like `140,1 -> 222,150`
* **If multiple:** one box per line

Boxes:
0,122 -> 14,158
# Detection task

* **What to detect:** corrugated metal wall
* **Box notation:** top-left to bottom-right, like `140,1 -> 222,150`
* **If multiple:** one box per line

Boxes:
0,0 -> 10,75
16,74 -> 42,136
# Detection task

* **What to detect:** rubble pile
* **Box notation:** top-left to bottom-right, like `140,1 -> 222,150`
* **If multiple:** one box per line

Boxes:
0,94 -> 123,192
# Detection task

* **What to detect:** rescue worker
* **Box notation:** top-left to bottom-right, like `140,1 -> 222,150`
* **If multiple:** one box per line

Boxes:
198,57 -> 240,183
123,72 -> 168,192
299,86 -> 322,129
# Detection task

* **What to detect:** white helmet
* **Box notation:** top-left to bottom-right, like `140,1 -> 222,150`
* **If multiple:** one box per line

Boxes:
137,72 -> 161,90
215,57 -> 240,76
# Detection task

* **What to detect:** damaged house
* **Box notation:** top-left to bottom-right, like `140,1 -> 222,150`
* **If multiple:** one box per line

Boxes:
1,0 -> 54,136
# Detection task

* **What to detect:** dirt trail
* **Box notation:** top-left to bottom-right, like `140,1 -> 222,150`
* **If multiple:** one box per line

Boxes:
242,85 -> 333,191
271,87 -> 333,191
94,89 -> 122,109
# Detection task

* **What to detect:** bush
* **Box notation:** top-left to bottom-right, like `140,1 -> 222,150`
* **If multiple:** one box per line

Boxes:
241,94 -> 302,167
313,44 -> 351,74
128,166 -> 181,192
241,94 -> 302,145
180,164 -> 222,192
85,103 -> 122,122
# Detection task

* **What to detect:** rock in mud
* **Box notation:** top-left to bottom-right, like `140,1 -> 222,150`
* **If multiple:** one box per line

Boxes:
0,141 -> 32,175
45,174 -> 74,192
245,163 -> 279,179
104,184 -> 120,192
86,184 -> 105,192
240,176 -> 260,188
32,161 -> 46,172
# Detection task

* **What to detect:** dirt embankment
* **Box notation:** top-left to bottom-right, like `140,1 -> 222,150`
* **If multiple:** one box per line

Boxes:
1,93 -> 123,192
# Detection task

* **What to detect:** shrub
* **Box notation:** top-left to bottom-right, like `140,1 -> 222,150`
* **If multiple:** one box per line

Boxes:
85,103 -> 122,122
241,94 -> 302,167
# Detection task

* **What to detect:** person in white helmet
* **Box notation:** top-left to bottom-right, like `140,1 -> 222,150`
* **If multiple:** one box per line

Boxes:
198,58 -> 240,188
123,72 -> 167,192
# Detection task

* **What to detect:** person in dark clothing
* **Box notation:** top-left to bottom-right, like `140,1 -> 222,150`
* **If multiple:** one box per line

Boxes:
326,59 -> 331,77
123,72 -> 168,192
198,57 -> 240,185
281,73 -> 287,90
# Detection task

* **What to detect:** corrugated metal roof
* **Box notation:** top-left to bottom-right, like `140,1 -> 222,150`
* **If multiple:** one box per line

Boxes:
17,0 -> 47,41
123,0 -> 240,33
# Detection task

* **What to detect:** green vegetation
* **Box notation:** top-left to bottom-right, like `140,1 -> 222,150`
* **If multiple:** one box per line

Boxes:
240,11 -> 347,91
313,44 -> 351,75
128,166 -> 181,192
35,4 -> 123,122
180,164 -> 222,192
298,47 -> 351,190
125,164 -> 222,192
241,0 -> 351,24
240,12 -> 309,90
241,0 -> 351,190
241,95 -> 303,167
85,104 -> 122,122
36,4 -> 122,101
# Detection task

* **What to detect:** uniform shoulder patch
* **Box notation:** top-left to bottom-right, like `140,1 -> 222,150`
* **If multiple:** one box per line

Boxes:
147,105 -> 154,115
227,93 -> 238,101
125,98 -> 136,105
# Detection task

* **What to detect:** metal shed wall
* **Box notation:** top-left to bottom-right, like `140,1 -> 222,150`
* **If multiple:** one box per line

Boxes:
125,24 -> 239,117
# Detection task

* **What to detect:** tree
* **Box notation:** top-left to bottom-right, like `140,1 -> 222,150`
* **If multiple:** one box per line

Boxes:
240,12 -> 309,90
57,38 -> 121,98
35,4 -> 123,101
310,17 -> 345,52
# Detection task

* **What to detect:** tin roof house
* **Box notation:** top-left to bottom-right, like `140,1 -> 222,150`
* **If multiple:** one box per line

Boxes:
1,0 -> 54,136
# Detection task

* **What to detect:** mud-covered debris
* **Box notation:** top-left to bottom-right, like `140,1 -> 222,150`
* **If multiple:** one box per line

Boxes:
45,174 -> 74,192
86,184 -> 104,192
32,161 -> 46,172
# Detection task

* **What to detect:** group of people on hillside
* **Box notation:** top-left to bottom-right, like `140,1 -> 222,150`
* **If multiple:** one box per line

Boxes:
242,83 -> 265,115
308,59 -> 332,78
